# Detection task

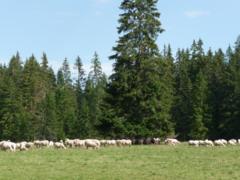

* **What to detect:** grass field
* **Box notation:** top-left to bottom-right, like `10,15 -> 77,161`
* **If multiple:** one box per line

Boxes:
0,145 -> 239,180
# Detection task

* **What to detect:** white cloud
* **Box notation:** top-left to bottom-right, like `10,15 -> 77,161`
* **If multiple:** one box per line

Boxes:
184,10 -> 210,19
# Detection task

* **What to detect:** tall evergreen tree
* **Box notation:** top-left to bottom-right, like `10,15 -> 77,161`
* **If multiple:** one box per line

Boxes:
86,52 -> 107,137
56,59 -> 77,139
160,45 -> 175,136
74,56 -> 88,138
0,53 -> 27,141
207,49 -> 226,138
106,0 -> 173,138
38,53 -> 58,140
220,37 -> 240,138
189,71 -> 208,139
173,49 -> 193,140
89,52 -> 104,87
21,55 -> 44,140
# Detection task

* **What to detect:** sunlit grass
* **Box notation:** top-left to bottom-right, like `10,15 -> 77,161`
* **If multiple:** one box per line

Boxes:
0,145 -> 239,179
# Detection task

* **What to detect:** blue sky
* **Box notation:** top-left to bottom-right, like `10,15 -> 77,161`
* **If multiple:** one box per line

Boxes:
0,0 -> 239,75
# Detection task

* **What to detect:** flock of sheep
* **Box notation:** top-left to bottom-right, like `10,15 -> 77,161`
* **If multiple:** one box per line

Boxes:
0,138 -> 238,152
0,139 -> 132,152
188,139 -> 240,147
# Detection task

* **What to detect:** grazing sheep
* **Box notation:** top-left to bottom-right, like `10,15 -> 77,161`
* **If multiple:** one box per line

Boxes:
106,140 -> 116,146
214,140 -> 226,146
0,141 -> 16,151
204,140 -> 214,147
74,139 -> 85,148
26,142 -> 34,149
100,140 -> 107,146
16,141 -> 28,151
188,140 -> 199,147
34,140 -> 49,148
85,139 -> 100,149
65,139 -> 75,148
54,140 -> 66,149
165,138 -> 180,146
198,140 -> 205,146
116,139 -> 132,147
228,139 -> 237,145
220,139 -> 228,145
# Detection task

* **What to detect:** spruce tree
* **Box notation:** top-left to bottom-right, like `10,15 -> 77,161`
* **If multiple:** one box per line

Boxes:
39,53 -> 58,140
221,37 -> 240,138
0,53 -> 27,141
173,49 -> 193,140
56,59 -> 77,139
74,56 -> 88,138
207,49 -> 226,138
86,52 -> 107,137
189,71 -> 208,139
107,0 -> 173,138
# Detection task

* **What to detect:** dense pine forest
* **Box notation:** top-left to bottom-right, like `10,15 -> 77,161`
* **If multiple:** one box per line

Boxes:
1,0 -> 240,141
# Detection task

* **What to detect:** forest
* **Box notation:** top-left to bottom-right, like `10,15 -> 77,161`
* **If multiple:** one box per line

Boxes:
0,0 -> 240,141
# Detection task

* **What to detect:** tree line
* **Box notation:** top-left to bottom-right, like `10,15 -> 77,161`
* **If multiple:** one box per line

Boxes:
0,0 -> 240,141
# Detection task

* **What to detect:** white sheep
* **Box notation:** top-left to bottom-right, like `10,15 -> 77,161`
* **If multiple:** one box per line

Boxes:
106,140 -> 116,146
74,139 -> 85,148
17,141 -> 28,151
188,140 -> 199,147
54,140 -> 66,149
165,138 -> 180,146
214,140 -> 226,146
220,139 -> 228,145
100,140 -> 107,146
116,139 -> 132,147
84,139 -> 100,149
0,141 -> 16,151
228,139 -> 237,145
34,140 -> 49,148
204,140 -> 214,147
26,142 -> 34,149
65,139 -> 75,148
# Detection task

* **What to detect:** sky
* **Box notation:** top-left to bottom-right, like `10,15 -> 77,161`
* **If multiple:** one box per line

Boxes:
0,0 -> 239,75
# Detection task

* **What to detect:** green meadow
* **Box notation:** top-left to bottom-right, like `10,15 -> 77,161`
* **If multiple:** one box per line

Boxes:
0,145 -> 239,180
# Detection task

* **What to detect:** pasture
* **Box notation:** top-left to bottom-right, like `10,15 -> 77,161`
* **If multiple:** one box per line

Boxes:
0,145 -> 239,180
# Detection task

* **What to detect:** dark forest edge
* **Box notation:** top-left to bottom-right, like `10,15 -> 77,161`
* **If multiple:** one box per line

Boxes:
0,0 -> 240,141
